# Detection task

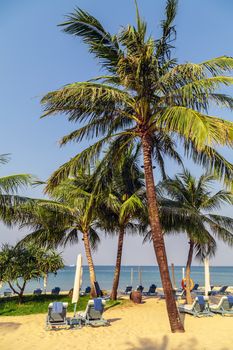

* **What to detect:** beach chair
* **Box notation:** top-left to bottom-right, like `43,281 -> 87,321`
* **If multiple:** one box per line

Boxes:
80,286 -> 91,296
33,288 -> 42,296
77,299 -> 109,327
51,287 -> 60,295
123,286 -> 132,294
136,285 -> 144,293
208,285 -> 229,296
3,288 -> 12,297
94,281 -> 103,297
179,296 -> 213,317
45,302 -> 69,330
210,296 -> 233,316
192,283 -> 199,291
143,284 -> 157,296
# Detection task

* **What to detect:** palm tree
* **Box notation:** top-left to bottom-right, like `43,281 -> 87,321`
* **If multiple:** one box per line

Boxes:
96,146 -> 146,300
0,153 -> 32,223
40,1 -> 233,331
15,173 -> 102,297
158,170 -> 233,303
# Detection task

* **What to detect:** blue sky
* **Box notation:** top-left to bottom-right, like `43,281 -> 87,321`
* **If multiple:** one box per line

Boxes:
0,0 -> 233,266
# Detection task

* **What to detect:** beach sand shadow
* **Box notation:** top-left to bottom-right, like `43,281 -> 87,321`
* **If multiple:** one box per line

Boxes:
0,322 -> 21,332
126,336 -> 199,350
107,317 -> 121,323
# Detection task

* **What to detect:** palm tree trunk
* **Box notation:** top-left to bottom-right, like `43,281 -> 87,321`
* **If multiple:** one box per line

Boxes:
111,226 -> 125,300
185,241 -> 194,304
142,135 -> 184,333
83,229 -> 97,297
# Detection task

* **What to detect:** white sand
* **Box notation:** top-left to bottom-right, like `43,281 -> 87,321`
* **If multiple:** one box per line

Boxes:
1,298 -> 233,350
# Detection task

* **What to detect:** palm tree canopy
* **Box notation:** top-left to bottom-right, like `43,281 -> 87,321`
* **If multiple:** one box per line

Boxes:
0,154 -> 33,224
41,1 -> 233,190
154,169 -> 233,259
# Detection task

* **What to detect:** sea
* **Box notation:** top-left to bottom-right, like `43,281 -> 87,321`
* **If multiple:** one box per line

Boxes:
1,265 -> 233,293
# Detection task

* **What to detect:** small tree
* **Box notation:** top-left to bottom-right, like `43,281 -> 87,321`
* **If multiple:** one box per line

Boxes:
0,244 -> 63,303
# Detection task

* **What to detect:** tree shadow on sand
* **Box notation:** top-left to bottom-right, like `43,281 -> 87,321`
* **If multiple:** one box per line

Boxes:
126,335 -> 200,350
126,335 -> 232,350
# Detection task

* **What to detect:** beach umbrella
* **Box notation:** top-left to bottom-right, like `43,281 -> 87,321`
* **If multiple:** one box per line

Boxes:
72,254 -> 83,316
130,268 -> 134,286
204,256 -> 211,296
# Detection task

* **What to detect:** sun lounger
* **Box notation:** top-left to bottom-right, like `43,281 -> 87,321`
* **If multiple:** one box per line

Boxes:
209,285 -> 229,296
179,296 -> 213,317
94,281 -> 103,297
210,296 -> 233,316
77,299 -> 109,327
51,287 -> 60,295
3,289 -> 12,297
94,281 -> 110,300
45,302 -> 69,329
192,283 -> 199,291
143,284 -> 157,296
136,285 -> 144,293
33,288 -> 42,296
123,286 -> 132,294
80,286 -> 91,296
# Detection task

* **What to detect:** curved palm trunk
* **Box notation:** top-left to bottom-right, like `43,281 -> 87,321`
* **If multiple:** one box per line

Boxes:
83,229 -> 97,297
111,226 -> 125,300
142,135 -> 184,333
185,241 -> 194,304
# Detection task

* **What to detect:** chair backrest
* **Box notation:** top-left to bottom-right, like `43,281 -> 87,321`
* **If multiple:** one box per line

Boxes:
219,296 -> 233,311
192,283 -> 199,291
94,281 -> 103,297
219,286 -> 228,294
51,287 -> 60,295
137,285 -> 144,293
148,284 -> 156,293
34,289 -> 42,295
85,286 -> 91,294
194,296 -> 209,313
48,302 -> 68,322
85,300 -> 106,320
125,286 -> 132,293
4,289 -> 12,296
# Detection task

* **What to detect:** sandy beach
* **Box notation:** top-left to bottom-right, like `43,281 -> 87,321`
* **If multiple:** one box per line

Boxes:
1,298 -> 233,350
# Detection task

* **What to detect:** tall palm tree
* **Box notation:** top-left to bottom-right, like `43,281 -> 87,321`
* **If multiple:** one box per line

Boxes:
96,146 -> 146,300
40,1 -> 233,331
158,170 -> 233,303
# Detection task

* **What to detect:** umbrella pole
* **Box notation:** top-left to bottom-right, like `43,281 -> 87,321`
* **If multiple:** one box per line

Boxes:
73,302 -> 77,317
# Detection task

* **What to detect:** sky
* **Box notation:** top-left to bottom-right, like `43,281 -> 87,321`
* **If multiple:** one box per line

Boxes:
0,0 -> 233,266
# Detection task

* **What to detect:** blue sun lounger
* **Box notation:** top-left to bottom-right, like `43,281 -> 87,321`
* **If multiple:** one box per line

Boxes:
210,295 -> 233,316
179,296 -> 213,317
77,299 -> 109,327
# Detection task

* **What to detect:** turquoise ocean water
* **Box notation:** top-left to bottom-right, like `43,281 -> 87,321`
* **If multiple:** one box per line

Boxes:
1,265 -> 233,293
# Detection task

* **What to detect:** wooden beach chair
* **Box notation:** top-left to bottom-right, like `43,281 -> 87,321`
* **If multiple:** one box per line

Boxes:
77,299 -> 109,327
210,296 -> 233,316
179,296 -> 213,317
